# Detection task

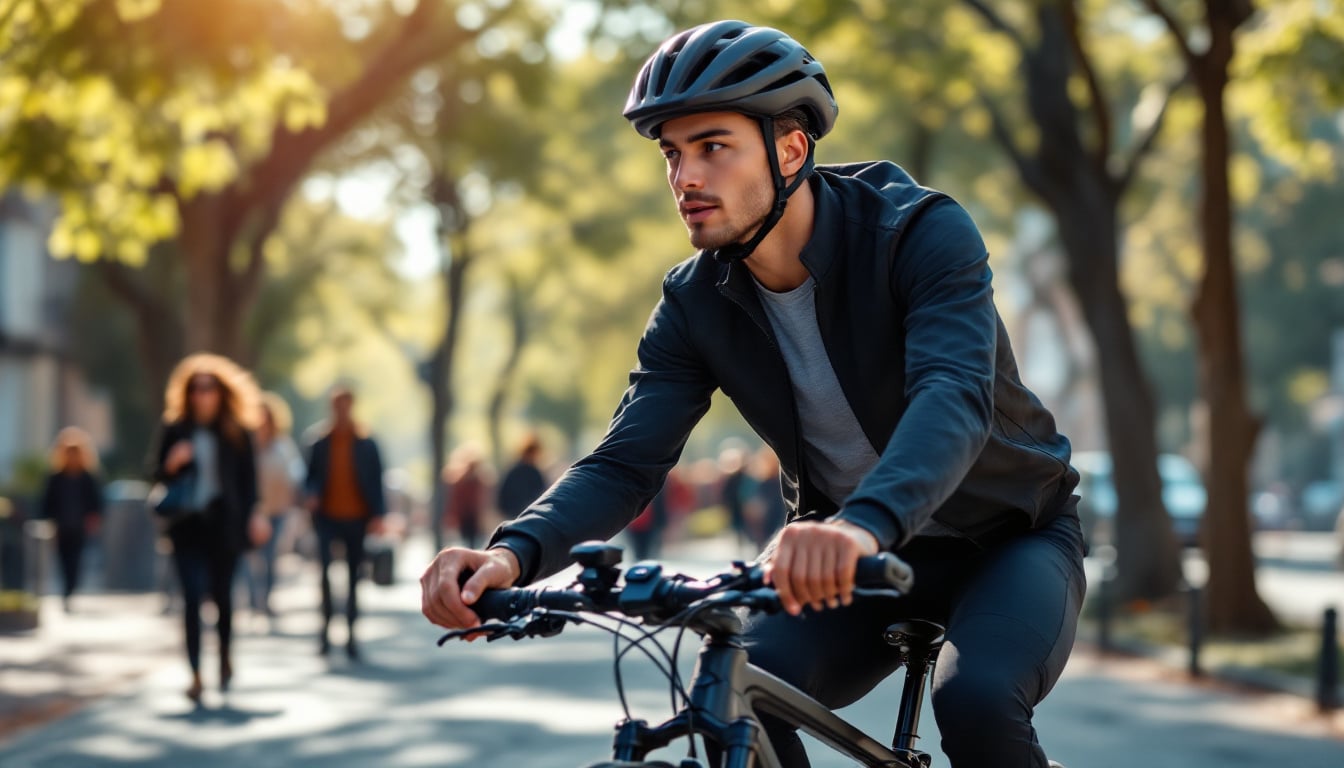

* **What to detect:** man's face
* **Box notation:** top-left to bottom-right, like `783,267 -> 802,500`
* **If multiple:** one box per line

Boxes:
658,111 -> 774,251
331,392 -> 354,423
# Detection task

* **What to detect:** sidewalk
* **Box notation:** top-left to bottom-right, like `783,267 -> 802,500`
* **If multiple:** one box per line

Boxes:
0,545 -> 344,742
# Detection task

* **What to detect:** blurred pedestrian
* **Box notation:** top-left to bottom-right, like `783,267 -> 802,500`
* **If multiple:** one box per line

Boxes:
718,443 -> 750,552
443,444 -> 490,549
246,392 -> 305,617
304,385 -> 385,660
153,353 -> 262,703
746,447 -> 786,551
497,433 -> 547,521
39,427 -> 103,612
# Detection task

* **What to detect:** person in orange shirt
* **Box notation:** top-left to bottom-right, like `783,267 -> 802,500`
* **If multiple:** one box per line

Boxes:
304,386 -> 385,660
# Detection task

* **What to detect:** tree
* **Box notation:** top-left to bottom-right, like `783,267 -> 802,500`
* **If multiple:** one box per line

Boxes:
1142,0 -> 1276,633
949,0 -> 1186,600
1,0 -> 503,388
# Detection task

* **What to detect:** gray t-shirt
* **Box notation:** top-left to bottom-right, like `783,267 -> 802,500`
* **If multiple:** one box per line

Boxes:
755,277 -> 958,538
755,278 -> 879,508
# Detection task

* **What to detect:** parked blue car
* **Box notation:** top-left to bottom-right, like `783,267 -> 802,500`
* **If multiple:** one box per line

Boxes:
1072,451 -> 1207,549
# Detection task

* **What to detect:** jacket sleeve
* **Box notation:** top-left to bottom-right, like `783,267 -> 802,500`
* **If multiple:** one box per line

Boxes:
489,283 -> 716,584
85,473 -> 103,517
837,200 -> 996,550
367,440 -> 386,518
304,438 -> 323,499
238,432 -> 259,516
150,424 -> 185,483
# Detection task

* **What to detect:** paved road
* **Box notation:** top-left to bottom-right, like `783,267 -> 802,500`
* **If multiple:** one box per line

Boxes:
2,536 -> 1341,767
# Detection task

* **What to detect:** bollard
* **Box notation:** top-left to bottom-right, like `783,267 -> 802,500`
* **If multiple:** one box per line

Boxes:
1319,607 -> 1339,714
1097,564 -> 1112,653
1187,584 -> 1203,678
1094,545 -> 1117,655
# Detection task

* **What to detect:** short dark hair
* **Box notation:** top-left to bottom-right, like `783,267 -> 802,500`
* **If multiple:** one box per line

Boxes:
772,107 -> 810,139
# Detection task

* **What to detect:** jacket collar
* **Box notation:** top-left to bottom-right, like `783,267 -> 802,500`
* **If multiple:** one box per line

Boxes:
715,173 -> 840,296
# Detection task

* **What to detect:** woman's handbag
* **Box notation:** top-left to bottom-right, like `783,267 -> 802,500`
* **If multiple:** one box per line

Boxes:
152,471 -> 202,524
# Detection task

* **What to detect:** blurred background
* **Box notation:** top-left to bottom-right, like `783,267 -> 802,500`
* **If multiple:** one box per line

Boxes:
1,0 -> 1343,763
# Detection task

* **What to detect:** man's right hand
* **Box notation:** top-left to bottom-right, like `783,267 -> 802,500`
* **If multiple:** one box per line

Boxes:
420,546 -> 521,630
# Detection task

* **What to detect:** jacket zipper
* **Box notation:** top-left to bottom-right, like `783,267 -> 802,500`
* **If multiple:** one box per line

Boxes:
717,277 -> 813,518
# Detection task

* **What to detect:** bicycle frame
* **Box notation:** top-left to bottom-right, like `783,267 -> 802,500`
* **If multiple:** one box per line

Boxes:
609,630 -> 930,768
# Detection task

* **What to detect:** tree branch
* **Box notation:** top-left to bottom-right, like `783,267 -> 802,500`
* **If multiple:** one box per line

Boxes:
1115,72 -> 1189,193
961,0 -> 1029,52
1061,0 -> 1113,174
1140,0 -> 1197,66
979,90 -> 1049,199
225,0 -> 502,241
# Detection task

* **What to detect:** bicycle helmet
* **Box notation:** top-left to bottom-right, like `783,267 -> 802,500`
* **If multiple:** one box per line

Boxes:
623,20 -> 837,140
623,21 -> 839,262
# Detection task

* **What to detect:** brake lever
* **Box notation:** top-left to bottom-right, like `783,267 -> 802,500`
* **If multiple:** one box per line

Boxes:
518,613 -> 568,639
437,622 -> 516,645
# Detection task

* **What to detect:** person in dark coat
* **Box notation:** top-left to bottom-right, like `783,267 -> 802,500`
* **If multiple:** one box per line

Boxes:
153,353 -> 262,703
496,434 -> 547,521
40,427 -> 103,612
304,386 -> 385,660
443,444 -> 490,550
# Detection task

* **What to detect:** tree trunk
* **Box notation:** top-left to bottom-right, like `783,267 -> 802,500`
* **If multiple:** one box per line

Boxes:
487,272 -> 529,470
427,174 -> 474,552
97,256 -> 185,419
174,194 -> 277,364
986,3 -> 1182,600
1190,0 -> 1276,634
1056,204 -> 1183,599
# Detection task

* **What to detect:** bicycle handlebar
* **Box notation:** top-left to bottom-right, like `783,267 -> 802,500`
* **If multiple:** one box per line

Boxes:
470,552 -> 913,626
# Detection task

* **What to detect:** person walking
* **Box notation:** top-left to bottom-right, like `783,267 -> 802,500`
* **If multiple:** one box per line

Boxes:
746,446 -> 787,551
423,21 -> 1084,768
39,427 -> 103,612
304,386 -> 385,660
718,443 -> 750,553
247,392 -> 305,617
443,444 -> 490,550
153,353 -> 261,703
496,434 -> 547,522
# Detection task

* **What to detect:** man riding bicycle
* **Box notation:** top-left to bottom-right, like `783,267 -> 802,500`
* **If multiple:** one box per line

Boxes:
422,20 -> 1087,768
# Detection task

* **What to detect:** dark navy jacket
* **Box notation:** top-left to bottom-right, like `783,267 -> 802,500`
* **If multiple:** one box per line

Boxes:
305,429 -> 386,520
153,420 -> 258,553
492,161 -> 1077,584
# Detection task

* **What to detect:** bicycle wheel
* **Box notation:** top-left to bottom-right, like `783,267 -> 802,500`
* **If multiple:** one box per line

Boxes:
581,762 -> 676,767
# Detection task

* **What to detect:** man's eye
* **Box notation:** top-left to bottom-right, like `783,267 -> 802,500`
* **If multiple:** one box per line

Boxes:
662,149 -> 680,160
705,142 -> 725,152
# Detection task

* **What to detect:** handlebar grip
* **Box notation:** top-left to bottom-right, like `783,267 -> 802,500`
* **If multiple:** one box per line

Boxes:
854,553 -> 914,593
471,588 -> 536,622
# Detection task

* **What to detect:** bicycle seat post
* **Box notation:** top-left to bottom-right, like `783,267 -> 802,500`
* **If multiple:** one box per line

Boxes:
883,620 -> 945,767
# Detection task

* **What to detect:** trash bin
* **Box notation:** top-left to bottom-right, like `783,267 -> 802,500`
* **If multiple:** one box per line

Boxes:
101,480 -> 158,592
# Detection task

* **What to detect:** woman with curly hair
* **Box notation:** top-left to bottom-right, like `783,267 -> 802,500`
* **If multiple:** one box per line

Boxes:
153,353 -> 261,703
39,427 -> 103,612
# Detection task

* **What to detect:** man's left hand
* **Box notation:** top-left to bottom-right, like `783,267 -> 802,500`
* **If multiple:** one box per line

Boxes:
764,520 -> 880,616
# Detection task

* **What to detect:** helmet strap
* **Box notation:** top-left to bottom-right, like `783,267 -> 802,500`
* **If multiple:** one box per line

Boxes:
712,115 -> 816,264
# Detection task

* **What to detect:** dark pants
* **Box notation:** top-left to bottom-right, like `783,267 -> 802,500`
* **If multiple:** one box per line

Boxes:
170,509 -> 240,674
315,517 -> 366,638
55,529 -> 85,599
739,511 -> 1086,768
247,514 -> 287,612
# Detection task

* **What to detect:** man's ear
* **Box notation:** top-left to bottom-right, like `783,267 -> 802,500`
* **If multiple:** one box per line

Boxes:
775,129 -> 810,178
